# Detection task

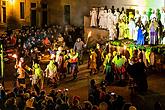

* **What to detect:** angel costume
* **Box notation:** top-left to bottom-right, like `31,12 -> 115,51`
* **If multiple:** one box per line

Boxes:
90,8 -> 98,27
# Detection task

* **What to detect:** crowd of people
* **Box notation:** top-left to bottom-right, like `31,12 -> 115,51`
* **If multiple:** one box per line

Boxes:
6,25 -> 85,89
0,78 -> 162,110
2,22 -> 157,93
0,6 -> 164,110
88,42 -> 149,94
90,6 -> 165,45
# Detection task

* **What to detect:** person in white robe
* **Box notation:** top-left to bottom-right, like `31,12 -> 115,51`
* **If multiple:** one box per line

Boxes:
114,10 -> 120,25
90,8 -> 98,27
135,10 -> 141,23
102,10 -> 108,29
128,18 -> 136,40
161,7 -> 165,27
107,9 -> 116,40
141,11 -> 148,26
98,7 -> 105,28
150,10 -> 157,21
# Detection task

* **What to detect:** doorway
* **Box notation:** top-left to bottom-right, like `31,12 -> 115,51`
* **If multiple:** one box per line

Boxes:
42,3 -> 47,26
64,5 -> 70,25
31,10 -> 36,26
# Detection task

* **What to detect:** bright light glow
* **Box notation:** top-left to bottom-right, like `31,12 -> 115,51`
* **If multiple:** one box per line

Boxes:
124,45 -> 127,50
51,54 -> 55,59
12,54 -> 17,59
88,31 -> 92,38
10,0 -> 14,3
128,0 -> 164,15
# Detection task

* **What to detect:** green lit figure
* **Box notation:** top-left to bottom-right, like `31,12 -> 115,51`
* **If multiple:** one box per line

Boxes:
147,8 -> 152,21
32,63 -> 44,90
103,53 -> 114,84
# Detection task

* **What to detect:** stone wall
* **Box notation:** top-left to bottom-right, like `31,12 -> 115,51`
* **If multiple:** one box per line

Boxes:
84,16 -> 109,47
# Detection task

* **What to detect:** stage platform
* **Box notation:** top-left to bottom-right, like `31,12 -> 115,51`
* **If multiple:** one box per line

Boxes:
84,16 -> 109,46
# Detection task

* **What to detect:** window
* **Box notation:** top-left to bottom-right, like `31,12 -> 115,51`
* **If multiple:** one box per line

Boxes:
2,1 -> 6,6
31,3 -> 36,8
42,4 -> 47,9
20,2 -> 24,19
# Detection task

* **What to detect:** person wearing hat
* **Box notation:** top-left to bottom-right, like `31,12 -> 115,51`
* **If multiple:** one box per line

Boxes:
45,60 -> 58,86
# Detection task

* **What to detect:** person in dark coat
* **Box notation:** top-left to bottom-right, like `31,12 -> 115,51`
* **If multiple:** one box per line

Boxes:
95,43 -> 103,72
135,59 -> 148,93
128,58 -> 148,94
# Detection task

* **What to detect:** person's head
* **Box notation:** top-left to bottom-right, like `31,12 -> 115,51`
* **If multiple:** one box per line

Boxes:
104,10 -> 107,13
83,101 -> 93,110
77,38 -> 81,42
71,49 -> 76,55
108,9 -> 111,13
99,102 -> 108,110
153,17 -> 157,22
136,10 -> 139,14
122,103 -> 132,110
92,105 -> 99,110
20,57 -> 24,62
34,63 -> 39,69
129,106 -> 137,110
92,8 -> 96,11
143,11 -> 146,14
0,83 -> 4,90
96,43 -> 100,49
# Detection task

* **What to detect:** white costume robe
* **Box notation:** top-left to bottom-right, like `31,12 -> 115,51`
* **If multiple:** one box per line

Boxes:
114,11 -> 120,25
150,13 -> 157,21
102,11 -> 108,29
128,20 -> 136,39
107,12 -> 116,39
90,9 -> 98,27
141,14 -> 148,26
98,9 -> 104,28
135,13 -> 141,23
120,13 -> 127,22
161,12 -> 165,26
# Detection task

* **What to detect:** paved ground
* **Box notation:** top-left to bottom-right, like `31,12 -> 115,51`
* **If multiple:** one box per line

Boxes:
2,59 -> 165,110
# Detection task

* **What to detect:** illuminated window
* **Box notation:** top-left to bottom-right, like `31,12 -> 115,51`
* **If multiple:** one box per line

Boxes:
20,2 -> 24,19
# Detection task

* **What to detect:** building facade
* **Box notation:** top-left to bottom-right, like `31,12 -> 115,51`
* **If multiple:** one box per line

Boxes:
0,0 -> 164,29
0,0 -> 48,30
47,0 -> 165,26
